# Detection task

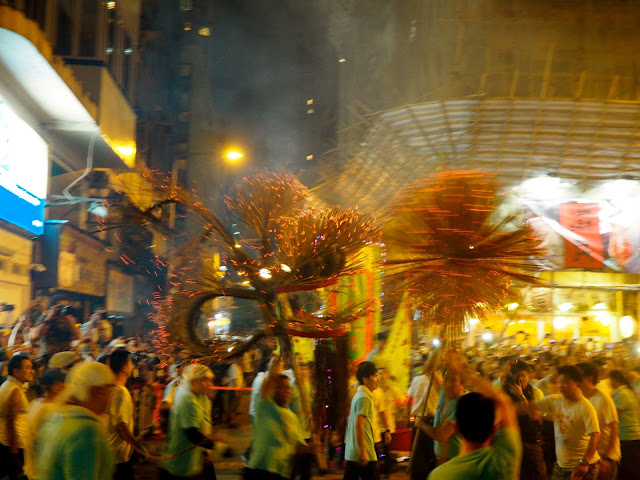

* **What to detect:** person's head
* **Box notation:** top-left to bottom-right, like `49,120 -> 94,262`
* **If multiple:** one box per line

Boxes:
8,353 -> 33,383
182,364 -> 214,395
576,362 -> 598,388
96,353 -> 110,365
40,368 -> 66,399
274,374 -> 293,407
558,365 -> 583,400
356,361 -> 379,391
49,294 -> 70,308
609,370 -> 629,389
593,358 -> 609,378
48,351 -> 81,372
257,354 -> 272,373
512,361 -> 532,388
456,392 -> 496,446
443,369 -> 465,399
109,348 -> 133,379
498,356 -> 514,375
65,361 -> 116,415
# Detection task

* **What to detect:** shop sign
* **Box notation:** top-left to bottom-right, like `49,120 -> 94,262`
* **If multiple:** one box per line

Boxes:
106,267 -> 134,313
558,203 -> 604,269
0,94 -> 48,234
518,180 -> 640,273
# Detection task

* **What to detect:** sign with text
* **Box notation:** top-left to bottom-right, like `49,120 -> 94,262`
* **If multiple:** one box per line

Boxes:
558,203 -> 604,269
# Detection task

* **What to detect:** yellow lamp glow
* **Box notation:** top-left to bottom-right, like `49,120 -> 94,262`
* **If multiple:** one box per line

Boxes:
553,316 -> 569,330
619,316 -> 636,339
558,302 -> 573,312
224,150 -> 244,162
595,311 -> 611,327
507,302 -> 519,311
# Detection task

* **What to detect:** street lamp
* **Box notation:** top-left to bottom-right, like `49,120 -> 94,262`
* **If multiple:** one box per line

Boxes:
224,149 -> 245,163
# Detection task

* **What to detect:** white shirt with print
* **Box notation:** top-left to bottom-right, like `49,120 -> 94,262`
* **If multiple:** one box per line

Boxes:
536,394 -> 600,468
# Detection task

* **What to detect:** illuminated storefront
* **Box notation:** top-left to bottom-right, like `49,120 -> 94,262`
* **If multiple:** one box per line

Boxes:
0,94 -> 49,318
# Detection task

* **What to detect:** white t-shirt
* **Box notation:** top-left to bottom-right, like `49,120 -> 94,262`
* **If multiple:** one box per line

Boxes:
536,394 -> 600,468
586,388 -> 620,461
407,374 -> 438,417
106,385 -> 134,464
227,363 -> 244,388
249,372 -> 266,419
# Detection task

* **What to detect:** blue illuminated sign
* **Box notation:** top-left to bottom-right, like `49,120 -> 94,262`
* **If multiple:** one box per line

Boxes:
0,95 -> 48,235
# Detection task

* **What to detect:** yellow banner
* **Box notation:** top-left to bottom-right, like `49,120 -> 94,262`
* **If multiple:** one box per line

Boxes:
292,336 -> 315,364
376,294 -> 411,391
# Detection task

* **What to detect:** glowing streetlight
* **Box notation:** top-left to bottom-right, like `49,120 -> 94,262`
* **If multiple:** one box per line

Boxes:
224,150 -> 245,163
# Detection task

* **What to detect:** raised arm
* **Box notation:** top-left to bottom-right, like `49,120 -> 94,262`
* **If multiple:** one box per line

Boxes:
260,355 -> 281,400
446,351 -> 519,432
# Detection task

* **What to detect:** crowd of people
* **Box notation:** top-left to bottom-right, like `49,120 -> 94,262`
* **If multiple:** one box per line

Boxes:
1,294 -> 640,480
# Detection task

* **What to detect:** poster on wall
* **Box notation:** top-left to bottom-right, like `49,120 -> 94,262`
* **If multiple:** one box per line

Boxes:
106,267 -> 135,313
0,95 -> 48,235
514,178 -> 640,273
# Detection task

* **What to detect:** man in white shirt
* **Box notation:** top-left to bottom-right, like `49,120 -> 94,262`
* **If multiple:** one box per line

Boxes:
577,362 -> 620,480
107,348 -> 146,480
0,353 -> 33,480
529,365 -> 601,480
407,356 -> 441,480
224,358 -> 244,426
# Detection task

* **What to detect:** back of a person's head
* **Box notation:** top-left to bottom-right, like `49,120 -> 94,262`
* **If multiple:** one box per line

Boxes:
512,361 -> 531,375
109,348 -> 131,375
456,392 -> 495,444
558,365 -> 583,383
356,361 -> 377,384
610,370 -> 629,387
576,362 -> 598,384
257,355 -> 271,373
40,368 -> 66,389
50,294 -> 68,307
182,363 -> 213,382
95,353 -> 110,364
65,361 -> 115,402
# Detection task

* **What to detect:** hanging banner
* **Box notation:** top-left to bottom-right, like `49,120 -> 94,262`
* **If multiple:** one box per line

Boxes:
558,203 -> 604,269
376,293 -> 411,390
519,189 -> 640,273
292,336 -> 315,364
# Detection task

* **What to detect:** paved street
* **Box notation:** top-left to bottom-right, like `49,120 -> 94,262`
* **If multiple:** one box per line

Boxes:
136,422 -> 409,479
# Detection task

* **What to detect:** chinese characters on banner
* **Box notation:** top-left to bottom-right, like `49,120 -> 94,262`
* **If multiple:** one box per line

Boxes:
558,203 -> 604,269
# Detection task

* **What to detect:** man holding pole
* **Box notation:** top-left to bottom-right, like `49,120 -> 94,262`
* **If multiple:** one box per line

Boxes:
407,355 -> 442,480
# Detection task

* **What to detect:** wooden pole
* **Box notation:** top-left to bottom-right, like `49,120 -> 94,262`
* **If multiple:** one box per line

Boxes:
406,342 -> 445,474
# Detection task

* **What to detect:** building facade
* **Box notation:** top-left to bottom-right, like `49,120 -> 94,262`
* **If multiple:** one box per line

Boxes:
0,0 -> 139,325
322,0 -> 640,343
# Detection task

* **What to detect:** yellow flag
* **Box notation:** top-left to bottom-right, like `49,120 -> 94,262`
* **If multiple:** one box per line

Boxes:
377,294 -> 411,390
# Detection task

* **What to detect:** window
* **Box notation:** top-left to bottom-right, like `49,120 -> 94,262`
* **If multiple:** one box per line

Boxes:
80,0 -> 98,57
180,0 -> 193,11
51,161 -> 67,177
55,8 -> 72,56
123,34 -> 132,94
24,0 -> 47,31
106,4 -> 116,68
